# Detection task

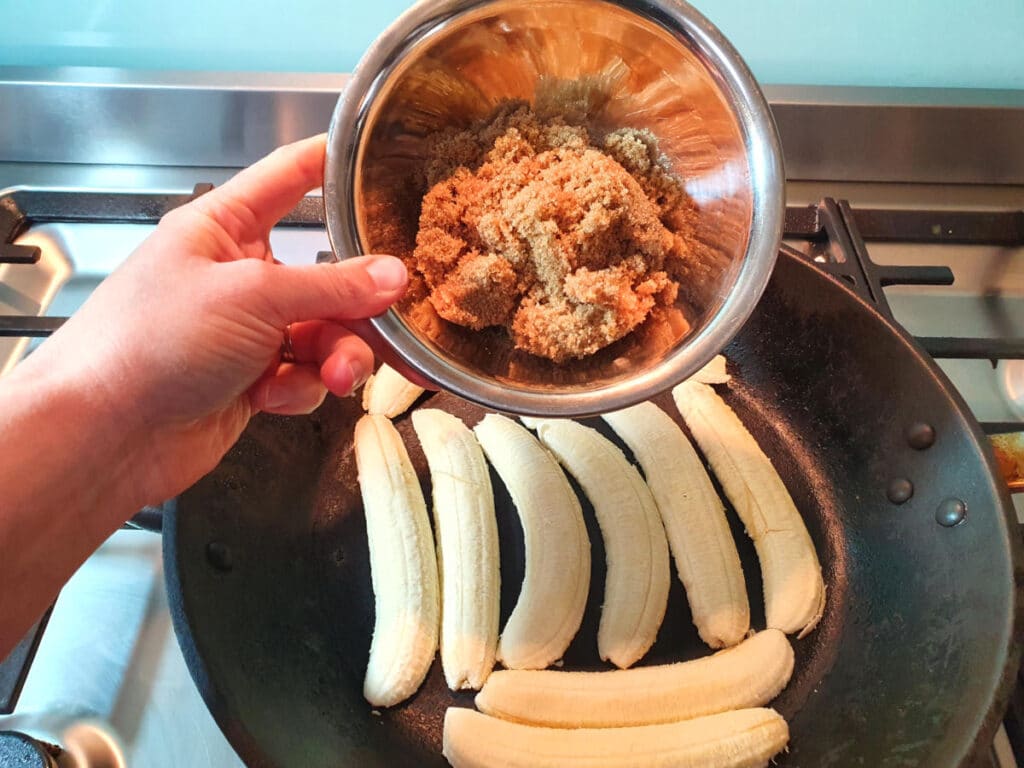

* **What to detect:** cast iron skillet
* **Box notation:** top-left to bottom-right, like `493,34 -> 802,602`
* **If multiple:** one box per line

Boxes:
166,250 -> 1024,767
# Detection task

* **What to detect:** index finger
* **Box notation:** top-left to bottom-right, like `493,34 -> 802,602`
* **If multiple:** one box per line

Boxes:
198,134 -> 326,235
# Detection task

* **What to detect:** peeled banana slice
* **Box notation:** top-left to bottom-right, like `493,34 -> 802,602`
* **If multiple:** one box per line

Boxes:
412,409 -> 499,690
361,363 -> 425,418
673,381 -> 825,636
474,628 -> 793,728
443,706 -> 789,768
602,402 -> 749,648
522,417 -> 670,668
692,354 -> 732,384
473,414 -> 590,670
353,414 -> 439,706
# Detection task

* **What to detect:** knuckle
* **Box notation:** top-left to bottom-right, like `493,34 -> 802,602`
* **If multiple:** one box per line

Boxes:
230,260 -> 280,315
158,205 -> 192,229
323,261 -> 377,306
235,258 -> 274,292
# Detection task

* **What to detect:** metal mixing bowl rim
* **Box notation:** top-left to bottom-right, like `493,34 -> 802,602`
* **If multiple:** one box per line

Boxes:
323,0 -> 784,417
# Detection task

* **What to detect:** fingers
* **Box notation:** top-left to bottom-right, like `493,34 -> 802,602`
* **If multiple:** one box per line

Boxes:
250,363 -> 328,415
287,320 -> 376,397
196,134 -> 326,236
250,322 -> 374,413
257,254 -> 408,327
341,317 -> 438,390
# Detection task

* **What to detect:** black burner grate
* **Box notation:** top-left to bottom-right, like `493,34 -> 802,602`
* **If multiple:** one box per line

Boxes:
784,197 -> 1024,434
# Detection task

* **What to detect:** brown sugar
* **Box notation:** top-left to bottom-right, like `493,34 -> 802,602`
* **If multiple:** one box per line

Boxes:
409,103 -> 699,363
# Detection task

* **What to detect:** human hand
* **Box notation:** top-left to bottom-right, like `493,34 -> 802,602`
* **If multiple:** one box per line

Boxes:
18,135 -> 408,508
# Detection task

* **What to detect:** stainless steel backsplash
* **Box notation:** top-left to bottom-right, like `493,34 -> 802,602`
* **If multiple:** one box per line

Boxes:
1,67 -> 1022,185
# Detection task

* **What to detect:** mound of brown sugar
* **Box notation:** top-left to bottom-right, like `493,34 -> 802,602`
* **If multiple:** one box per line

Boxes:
410,103 -> 698,363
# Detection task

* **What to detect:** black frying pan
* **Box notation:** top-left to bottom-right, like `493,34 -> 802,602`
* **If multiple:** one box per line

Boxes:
165,250 -> 1024,767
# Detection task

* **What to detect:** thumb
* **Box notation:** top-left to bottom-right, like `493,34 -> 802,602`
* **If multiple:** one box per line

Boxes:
256,254 -> 408,326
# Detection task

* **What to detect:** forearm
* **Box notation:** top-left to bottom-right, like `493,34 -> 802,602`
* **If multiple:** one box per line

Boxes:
0,355 -> 140,658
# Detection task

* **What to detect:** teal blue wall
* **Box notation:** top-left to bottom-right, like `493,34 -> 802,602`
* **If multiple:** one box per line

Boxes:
1,0 -> 1022,89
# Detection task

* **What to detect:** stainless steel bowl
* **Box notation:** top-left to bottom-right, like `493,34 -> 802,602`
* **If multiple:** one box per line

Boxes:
324,0 -> 783,416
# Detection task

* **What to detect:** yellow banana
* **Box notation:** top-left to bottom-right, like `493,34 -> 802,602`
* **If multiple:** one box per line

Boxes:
474,629 -> 792,728
522,417 -> 670,668
353,414 -> 439,706
473,414 -> 590,669
672,380 -> 825,636
412,409 -> 499,690
443,706 -> 789,768
602,402 -> 749,648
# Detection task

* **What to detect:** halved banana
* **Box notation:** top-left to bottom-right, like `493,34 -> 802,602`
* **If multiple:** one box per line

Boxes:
474,628 -> 792,728
522,417 -> 670,668
673,381 -> 825,637
412,409 -> 499,690
473,414 -> 590,670
354,414 -> 439,707
602,402 -> 749,648
362,363 -> 425,418
443,706 -> 789,768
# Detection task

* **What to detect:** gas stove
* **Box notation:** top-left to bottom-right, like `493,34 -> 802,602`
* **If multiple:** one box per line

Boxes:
0,69 -> 1022,768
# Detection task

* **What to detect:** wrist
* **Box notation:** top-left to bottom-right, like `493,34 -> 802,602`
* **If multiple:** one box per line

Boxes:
2,352 -> 143,524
